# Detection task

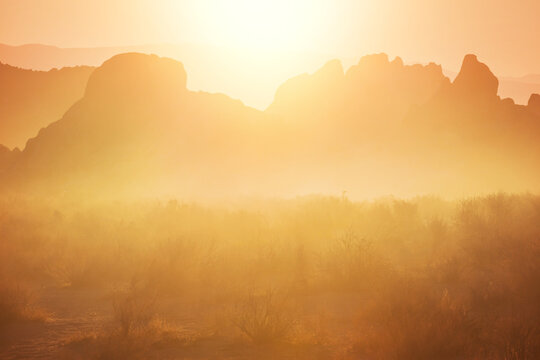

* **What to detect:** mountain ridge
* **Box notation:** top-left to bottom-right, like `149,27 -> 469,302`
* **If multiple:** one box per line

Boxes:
3,42 -> 540,107
0,61 -> 94,149
1,52 -> 540,199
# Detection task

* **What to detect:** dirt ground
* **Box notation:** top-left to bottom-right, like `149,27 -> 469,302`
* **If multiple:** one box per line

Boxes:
0,285 -> 345,359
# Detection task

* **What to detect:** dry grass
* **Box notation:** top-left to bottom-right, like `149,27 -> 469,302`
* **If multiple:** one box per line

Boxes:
112,278 -> 158,337
1,194 -> 540,358
230,289 -> 297,345
0,280 -> 48,327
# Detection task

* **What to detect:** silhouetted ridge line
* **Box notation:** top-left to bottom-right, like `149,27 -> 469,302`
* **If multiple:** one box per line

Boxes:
0,62 -> 93,149
0,52 -> 540,198
452,54 -> 499,102
85,53 -> 188,104
528,94 -> 540,115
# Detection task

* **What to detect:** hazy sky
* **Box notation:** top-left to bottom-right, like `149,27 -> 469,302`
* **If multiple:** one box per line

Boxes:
1,0 -> 539,76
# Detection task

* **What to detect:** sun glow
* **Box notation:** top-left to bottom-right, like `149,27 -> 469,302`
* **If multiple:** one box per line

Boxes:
187,0 -> 326,51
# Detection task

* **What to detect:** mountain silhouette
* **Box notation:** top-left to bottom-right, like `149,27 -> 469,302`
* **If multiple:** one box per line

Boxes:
0,43 -> 143,71
266,53 -> 540,195
4,43 -> 540,108
267,53 -> 449,136
452,54 -> 498,102
529,93 -> 540,115
2,53 -> 279,198
0,62 -> 93,149
1,52 -> 540,198
402,55 -> 540,193
0,43 -> 342,110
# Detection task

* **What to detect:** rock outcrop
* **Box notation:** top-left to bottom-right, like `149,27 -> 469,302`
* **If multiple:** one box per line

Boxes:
0,62 -> 94,149
528,93 -> 540,115
2,52 -> 540,199
452,54 -> 499,102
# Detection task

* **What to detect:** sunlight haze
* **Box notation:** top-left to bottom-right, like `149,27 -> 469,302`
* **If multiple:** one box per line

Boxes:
2,0 -> 540,75
1,2 -> 540,359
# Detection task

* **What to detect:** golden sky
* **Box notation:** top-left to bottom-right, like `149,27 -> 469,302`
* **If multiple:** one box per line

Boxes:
1,0 -> 539,76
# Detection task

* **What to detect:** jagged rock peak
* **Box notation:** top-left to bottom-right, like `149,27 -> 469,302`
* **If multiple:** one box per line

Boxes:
528,93 -> 540,115
453,54 -> 498,100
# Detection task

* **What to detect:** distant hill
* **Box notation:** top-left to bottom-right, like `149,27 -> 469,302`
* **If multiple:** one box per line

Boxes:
1,52 -> 539,199
497,75 -> 540,105
0,43 -> 119,71
267,54 -> 449,127
0,62 -> 94,149
1,53 -> 276,198
514,74 -> 540,84
3,43 -> 539,108
0,43 -> 344,110
443,68 -> 540,105
266,53 -> 540,196
403,55 -> 540,194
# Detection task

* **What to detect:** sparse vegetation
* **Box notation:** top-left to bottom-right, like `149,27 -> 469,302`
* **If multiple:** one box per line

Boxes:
231,289 -> 297,345
112,278 -> 157,337
1,194 -> 539,358
0,280 -> 47,327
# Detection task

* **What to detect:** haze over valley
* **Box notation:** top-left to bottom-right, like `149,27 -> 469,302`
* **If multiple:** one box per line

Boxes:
1,1 -> 540,359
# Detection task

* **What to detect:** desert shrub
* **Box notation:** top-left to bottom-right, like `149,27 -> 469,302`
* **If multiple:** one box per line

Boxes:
320,230 -> 390,292
62,318 -> 195,360
353,283 -> 480,360
2,194 -> 540,358
44,248 -> 114,288
112,278 -> 157,337
0,280 -> 47,326
491,320 -> 540,360
143,236 -> 223,296
231,289 -> 297,345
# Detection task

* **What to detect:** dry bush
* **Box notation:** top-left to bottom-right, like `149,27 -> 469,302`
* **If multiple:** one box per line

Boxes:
320,229 -> 391,292
2,194 -> 540,358
231,289 -> 297,345
0,280 -> 47,327
112,278 -> 158,337
144,236 -> 221,296
62,319 -> 197,360
61,278 -> 182,359
44,250 -> 112,288
353,284 -> 480,360
495,321 -> 540,360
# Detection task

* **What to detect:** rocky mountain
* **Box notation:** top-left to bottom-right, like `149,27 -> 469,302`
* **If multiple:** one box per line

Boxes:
1,52 -> 539,199
267,53 -> 449,138
528,93 -> 540,116
5,43 -> 540,107
1,53 -> 279,198
0,43 -> 341,110
452,54 -> 499,102
402,55 -> 540,194
0,62 -> 94,149
268,53 -> 540,195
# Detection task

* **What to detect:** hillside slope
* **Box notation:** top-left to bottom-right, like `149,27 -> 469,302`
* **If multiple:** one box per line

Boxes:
0,62 -> 93,149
